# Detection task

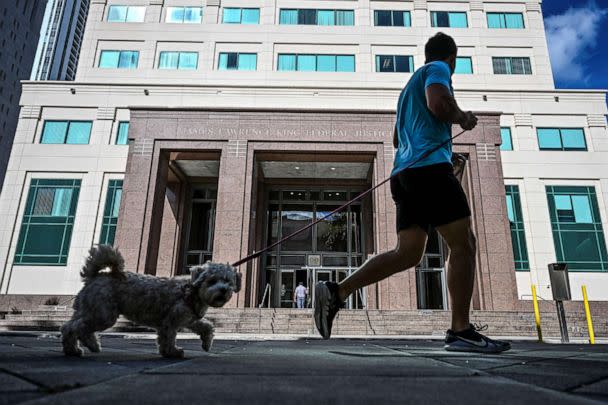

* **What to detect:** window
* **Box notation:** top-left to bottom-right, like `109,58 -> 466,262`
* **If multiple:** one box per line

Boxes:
41,121 -> 92,144
374,10 -> 411,27
500,127 -> 513,151
222,8 -> 259,24
375,55 -> 413,73
116,122 -> 129,145
14,179 -> 81,265
546,186 -> 608,272
454,57 -> 473,74
492,57 -> 532,75
279,9 -> 354,26
278,54 -> 355,72
537,128 -> 586,151
487,12 -> 524,29
505,186 -> 529,271
430,11 -> 468,28
99,50 -> 139,69
166,7 -> 202,23
100,180 -> 123,246
107,5 -> 145,22
218,53 -> 257,70
159,51 -> 198,70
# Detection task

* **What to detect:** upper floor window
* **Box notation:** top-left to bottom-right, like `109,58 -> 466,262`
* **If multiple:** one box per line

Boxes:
159,51 -> 198,70
430,11 -> 468,28
375,55 -> 413,73
218,53 -> 257,70
487,12 -> 524,29
279,9 -> 354,26
41,121 -> 92,144
166,7 -> 203,23
500,127 -> 513,151
116,121 -> 129,145
454,57 -> 473,74
100,180 -> 123,246
492,57 -> 531,75
374,10 -> 411,27
505,185 -> 529,271
537,128 -> 587,151
99,50 -> 139,69
278,54 -> 355,72
107,5 -> 146,22
223,8 -> 260,24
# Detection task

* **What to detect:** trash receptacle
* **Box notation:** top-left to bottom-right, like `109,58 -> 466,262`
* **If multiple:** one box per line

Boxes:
548,263 -> 571,301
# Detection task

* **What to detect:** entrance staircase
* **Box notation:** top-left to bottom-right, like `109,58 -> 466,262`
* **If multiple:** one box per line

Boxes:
0,308 -> 605,339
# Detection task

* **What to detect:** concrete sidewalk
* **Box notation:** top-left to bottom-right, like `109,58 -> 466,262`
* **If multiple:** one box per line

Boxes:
1,333 -> 607,404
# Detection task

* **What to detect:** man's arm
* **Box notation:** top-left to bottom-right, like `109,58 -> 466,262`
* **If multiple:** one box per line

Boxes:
425,84 -> 477,130
393,125 -> 399,149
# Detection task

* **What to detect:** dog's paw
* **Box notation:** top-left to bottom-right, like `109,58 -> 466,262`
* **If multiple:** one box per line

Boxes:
201,334 -> 213,352
63,346 -> 84,357
161,347 -> 185,359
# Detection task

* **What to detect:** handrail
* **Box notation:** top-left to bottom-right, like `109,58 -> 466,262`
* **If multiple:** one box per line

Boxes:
259,283 -> 271,308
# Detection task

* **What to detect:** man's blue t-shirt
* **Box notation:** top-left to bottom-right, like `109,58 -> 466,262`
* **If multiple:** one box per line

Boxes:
392,61 -> 453,175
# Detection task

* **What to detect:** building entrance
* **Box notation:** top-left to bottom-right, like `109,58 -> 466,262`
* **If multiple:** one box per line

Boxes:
263,188 -> 368,309
416,229 -> 448,309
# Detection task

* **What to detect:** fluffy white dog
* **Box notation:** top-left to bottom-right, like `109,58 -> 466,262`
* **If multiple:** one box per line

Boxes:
61,245 -> 241,358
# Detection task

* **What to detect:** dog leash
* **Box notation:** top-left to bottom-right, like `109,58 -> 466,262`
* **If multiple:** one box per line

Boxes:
232,129 -> 469,267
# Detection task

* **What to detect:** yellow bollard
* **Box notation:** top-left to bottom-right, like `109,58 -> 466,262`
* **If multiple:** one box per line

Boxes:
582,285 -> 595,345
531,284 -> 543,342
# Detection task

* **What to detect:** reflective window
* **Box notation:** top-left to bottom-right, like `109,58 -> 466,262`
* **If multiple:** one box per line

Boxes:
159,51 -> 198,70
107,6 -> 146,22
100,180 -> 123,246
430,11 -> 468,28
374,10 -> 411,27
537,128 -> 586,151
99,50 -> 139,68
222,8 -> 260,24
278,54 -> 355,72
487,12 -> 524,29
375,55 -> 413,73
492,57 -> 532,75
500,127 -> 513,151
218,52 -> 257,70
454,57 -> 473,74
14,179 -> 81,265
546,186 -> 608,271
116,122 -> 129,145
41,121 -> 92,144
278,9 -> 354,26
166,7 -> 203,23
505,186 -> 529,270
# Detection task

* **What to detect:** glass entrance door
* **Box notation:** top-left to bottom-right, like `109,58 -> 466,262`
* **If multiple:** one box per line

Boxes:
416,228 -> 448,309
280,270 -> 295,308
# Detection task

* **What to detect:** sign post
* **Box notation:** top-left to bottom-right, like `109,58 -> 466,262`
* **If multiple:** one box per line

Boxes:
548,263 -> 571,343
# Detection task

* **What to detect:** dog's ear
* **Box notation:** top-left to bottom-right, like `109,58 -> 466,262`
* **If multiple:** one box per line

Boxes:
235,272 -> 242,293
191,265 -> 208,288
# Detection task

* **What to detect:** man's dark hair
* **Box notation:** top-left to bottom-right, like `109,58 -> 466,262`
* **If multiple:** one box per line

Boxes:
425,32 -> 457,63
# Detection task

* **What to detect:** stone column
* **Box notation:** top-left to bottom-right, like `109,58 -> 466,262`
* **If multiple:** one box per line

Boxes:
213,140 -> 250,308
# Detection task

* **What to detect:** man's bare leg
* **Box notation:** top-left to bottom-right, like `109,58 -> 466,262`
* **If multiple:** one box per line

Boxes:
337,225 -> 428,302
436,217 -> 476,332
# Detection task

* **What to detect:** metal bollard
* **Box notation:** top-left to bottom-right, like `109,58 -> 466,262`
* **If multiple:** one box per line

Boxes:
582,285 -> 595,345
531,285 -> 543,342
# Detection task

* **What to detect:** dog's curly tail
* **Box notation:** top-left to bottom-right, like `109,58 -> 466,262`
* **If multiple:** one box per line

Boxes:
80,245 -> 126,281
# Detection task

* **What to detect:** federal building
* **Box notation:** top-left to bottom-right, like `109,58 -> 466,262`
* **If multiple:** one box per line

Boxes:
1,0 -> 607,313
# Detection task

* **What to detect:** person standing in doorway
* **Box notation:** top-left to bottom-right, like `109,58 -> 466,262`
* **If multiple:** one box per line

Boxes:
314,32 -> 510,353
294,282 -> 308,309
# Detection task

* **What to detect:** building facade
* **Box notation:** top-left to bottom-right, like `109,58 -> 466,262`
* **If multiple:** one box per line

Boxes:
0,0 -> 47,190
0,0 -> 607,311
30,0 -> 90,81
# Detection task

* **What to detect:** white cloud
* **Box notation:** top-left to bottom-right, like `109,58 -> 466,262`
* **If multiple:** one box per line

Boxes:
545,2 -> 607,84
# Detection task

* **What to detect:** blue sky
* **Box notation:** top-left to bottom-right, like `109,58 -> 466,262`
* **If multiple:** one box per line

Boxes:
542,1 -> 608,90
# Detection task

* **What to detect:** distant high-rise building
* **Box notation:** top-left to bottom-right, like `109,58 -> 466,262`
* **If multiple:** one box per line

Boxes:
30,0 -> 89,81
0,0 -> 46,190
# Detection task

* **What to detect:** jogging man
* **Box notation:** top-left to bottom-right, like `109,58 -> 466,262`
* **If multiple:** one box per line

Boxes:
314,33 -> 511,353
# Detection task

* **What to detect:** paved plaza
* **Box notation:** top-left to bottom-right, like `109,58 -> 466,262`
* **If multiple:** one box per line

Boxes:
0,333 -> 607,404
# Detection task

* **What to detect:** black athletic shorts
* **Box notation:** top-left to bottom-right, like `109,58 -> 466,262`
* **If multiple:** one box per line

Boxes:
390,162 -> 471,233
